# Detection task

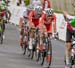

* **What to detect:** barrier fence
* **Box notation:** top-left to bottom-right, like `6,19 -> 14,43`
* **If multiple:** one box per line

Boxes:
8,0 -> 75,41
9,6 -> 67,41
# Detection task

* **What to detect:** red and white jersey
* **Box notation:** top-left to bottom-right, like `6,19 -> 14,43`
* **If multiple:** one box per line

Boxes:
40,11 -> 56,32
28,10 -> 41,27
19,7 -> 28,18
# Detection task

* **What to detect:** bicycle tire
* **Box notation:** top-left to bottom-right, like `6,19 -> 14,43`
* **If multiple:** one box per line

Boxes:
46,39 -> 52,68
23,44 -> 27,55
35,49 -> 40,61
30,50 -> 34,59
41,51 -> 46,66
0,32 -> 3,44
35,37 -> 40,61
37,51 -> 44,65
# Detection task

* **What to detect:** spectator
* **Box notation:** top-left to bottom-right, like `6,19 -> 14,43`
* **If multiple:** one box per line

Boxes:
42,0 -> 51,10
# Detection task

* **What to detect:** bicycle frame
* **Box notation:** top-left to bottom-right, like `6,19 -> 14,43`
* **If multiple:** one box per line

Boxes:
36,32 -> 52,68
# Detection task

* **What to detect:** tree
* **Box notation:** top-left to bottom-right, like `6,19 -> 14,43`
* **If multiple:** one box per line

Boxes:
24,0 -> 30,6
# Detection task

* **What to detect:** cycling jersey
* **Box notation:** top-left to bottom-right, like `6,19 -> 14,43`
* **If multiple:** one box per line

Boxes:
43,0 -> 51,10
66,15 -> 75,31
29,10 -> 41,27
19,7 -> 28,18
40,11 -> 56,33
0,0 -> 8,17
0,11 -> 5,17
19,7 -> 29,28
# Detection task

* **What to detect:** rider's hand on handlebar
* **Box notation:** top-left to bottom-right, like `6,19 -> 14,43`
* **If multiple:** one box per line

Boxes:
52,32 -> 59,39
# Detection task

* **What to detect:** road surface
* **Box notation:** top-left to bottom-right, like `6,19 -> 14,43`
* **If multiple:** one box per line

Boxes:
0,23 -> 71,68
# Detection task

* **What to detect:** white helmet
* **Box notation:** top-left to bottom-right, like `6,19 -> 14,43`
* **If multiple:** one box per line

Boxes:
34,6 -> 42,14
44,8 -> 54,16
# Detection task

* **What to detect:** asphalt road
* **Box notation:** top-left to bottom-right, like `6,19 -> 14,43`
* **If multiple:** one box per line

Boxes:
0,23 -> 70,68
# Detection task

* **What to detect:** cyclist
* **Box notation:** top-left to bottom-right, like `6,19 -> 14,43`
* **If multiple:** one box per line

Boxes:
42,0 -> 51,10
36,8 -> 57,67
63,11 -> 75,68
28,5 -> 43,57
19,6 -> 29,50
0,0 -> 11,39
39,8 -> 57,38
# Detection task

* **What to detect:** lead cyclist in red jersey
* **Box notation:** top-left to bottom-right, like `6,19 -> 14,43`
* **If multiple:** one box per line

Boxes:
28,6 -> 43,57
39,8 -> 57,37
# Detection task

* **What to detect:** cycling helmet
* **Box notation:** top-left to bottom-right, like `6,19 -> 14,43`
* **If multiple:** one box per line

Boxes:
0,1 -> 6,6
0,1 -> 6,10
34,6 -> 43,14
44,8 -> 54,16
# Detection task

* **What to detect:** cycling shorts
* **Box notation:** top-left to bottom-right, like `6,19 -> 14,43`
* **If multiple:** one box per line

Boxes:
66,28 -> 75,42
44,23 -> 52,33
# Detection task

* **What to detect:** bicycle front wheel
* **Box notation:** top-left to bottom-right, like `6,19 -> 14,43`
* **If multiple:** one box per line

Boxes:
46,40 -> 52,68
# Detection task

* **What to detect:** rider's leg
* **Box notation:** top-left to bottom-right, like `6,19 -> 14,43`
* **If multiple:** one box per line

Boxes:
65,29 -> 72,67
65,42 -> 71,65
19,28 -> 24,50
28,32 -> 34,57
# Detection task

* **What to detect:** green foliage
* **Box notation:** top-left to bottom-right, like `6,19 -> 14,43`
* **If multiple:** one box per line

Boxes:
54,10 -> 63,13
24,0 -> 30,6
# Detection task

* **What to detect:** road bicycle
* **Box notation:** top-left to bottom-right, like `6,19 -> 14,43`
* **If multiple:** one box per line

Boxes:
36,33 -> 52,68
28,27 -> 40,59
23,25 -> 29,55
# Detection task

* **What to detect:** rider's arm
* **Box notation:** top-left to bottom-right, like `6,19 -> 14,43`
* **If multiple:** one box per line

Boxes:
7,10 -> 11,20
39,11 -> 46,25
39,12 -> 47,33
5,7 -> 11,20
19,17 -> 24,28
19,10 -> 24,28
63,11 -> 73,22
28,11 -> 34,25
